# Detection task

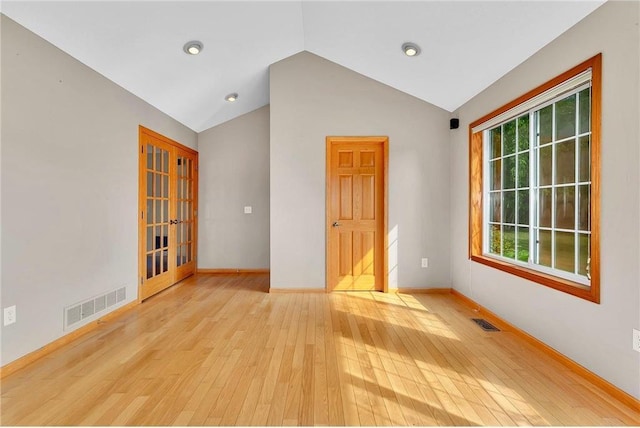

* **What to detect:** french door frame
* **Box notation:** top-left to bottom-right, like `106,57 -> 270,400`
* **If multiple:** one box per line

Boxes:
138,126 -> 198,301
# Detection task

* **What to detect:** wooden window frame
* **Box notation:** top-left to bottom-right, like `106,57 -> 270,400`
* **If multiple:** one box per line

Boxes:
469,54 -> 601,303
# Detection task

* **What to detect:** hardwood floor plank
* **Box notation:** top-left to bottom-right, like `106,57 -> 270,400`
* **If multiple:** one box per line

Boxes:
1,274 -> 638,426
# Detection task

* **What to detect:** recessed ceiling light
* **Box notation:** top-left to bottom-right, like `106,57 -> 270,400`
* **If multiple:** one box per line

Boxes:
402,42 -> 421,57
183,41 -> 203,55
225,93 -> 238,102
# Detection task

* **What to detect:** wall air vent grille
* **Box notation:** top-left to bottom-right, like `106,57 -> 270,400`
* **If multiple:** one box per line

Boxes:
66,305 -> 82,326
64,287 -> 127,330
106,291 -> 117,307
116,287 -> 126,303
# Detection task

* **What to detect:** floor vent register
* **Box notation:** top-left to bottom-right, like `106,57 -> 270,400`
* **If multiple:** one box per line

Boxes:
472,318 -> 500,332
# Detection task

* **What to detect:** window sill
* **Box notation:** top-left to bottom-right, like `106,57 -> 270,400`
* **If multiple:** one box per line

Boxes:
470,254 -> 599,303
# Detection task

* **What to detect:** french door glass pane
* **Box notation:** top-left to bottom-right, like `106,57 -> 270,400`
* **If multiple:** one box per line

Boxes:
163,200 -> 169,223
146,227 -> 153,252
155,150 -> 162,172
146,254 -> 153,279
155,226 -> 161,249
163,175 -> 169,198
162,252 -> 168,273
147,172 -> 153,197
147,145 -> 153,169
162,150 -> 169,173
146,200 -> 153,224
155,200 -> 161,223
155,174 -> 161,197
162,225 -> 168,248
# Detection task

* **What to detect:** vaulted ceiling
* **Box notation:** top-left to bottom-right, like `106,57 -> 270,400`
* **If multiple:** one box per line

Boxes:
2,1 -> 605,133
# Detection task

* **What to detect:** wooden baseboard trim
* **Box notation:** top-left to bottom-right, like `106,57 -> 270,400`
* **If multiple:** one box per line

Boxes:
197,268 -> 270,275
269,287 -> 326,294
450,289 -> 640,412
0,300 -> 139,379
393,287 -> 452,294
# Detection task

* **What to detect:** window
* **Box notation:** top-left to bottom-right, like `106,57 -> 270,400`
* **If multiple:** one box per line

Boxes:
469,54 -> 601,303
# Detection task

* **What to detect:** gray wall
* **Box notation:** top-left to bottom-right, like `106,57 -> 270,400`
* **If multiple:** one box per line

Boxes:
449,1 -> 640,398
197,106 -> 270,270
270,52 -> 451,290
0,16 -> 197,366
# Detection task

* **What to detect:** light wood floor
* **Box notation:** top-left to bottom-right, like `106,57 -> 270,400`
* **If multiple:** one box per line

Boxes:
1,274 -> 639,426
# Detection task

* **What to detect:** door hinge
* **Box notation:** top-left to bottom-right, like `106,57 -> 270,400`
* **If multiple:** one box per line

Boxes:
141,145 -> 144,154
140,277 -> 143,285
141,211 -> 144,219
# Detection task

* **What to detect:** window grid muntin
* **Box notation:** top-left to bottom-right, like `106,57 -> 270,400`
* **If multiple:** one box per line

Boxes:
533,85 -> 591,281
484,114 -> 531,262
483,82 -> 591,286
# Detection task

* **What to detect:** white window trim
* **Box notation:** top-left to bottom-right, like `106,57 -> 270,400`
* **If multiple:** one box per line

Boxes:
472,70 -> 591,134
481,82 -> 592,287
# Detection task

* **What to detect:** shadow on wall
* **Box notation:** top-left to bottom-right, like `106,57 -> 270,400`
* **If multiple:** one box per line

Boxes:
388,225 -> 399,288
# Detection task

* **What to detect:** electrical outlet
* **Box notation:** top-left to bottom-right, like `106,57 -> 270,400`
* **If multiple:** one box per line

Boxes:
421,258 -> 429,268
244,206 -> 252,214
633,329 -> 640,353
4,305 -> 16,326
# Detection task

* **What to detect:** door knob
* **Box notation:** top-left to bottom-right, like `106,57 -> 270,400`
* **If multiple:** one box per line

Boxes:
332,222 -> 341,227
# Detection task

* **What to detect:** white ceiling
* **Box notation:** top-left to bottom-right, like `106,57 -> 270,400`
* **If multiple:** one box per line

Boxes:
2,1 -> 605,133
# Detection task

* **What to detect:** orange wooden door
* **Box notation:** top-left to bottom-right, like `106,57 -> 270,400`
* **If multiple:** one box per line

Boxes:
327,137 -> 387,291
174,150 -> 198,284
139,127 -> 198,301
